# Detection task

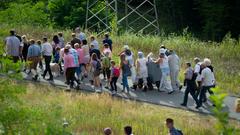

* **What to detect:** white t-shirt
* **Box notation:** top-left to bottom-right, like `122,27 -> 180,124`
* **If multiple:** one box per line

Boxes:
194,62 -> 202,81
42,42 -> 53,56
201,67 -> 214,86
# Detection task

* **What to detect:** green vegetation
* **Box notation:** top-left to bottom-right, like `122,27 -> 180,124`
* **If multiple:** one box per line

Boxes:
1,0 -> 240,40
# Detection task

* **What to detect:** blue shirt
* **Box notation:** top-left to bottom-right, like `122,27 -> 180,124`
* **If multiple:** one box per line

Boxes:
27,44 -> 41,57
70,48 -> 79,66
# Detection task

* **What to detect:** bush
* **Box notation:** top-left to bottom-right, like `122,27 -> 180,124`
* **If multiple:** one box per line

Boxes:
0,2 -> 50,26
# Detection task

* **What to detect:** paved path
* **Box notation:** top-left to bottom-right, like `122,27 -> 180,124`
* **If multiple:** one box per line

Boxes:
22,70 -> 240,120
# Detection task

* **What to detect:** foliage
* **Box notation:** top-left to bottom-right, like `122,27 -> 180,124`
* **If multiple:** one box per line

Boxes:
209,87 -> 240,135
0,1 -> 50,26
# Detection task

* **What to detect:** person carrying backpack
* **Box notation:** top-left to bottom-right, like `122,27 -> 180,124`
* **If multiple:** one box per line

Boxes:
90,53 -> 102,92
102,52 -> 111,88
181,62 -> 201,109
166,118 -> 183,135
110,60 -> 120,94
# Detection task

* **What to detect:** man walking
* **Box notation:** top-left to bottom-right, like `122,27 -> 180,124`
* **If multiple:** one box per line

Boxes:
103,33 -> 113,51
181,62 -> 201,109
27,39 -> 41,81
5,30 -> 22,63
41,37 -> 54,81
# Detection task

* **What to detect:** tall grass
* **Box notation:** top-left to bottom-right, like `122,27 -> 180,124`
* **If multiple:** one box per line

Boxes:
0,24 -> 239,95
19,83 -> 226,135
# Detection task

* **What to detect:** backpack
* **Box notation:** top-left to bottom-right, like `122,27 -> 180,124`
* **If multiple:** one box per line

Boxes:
191,72 -> 198,81
176,129 -> 183,135
96,60 -> 102,71
113,67 -> 120,77
102,57 -> 110,68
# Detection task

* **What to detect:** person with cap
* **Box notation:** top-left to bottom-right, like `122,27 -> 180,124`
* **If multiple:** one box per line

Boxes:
27,39 -> 41,81
198,61 -> 215,106
154,48 -> 173,94
41,37 -> 54,81
181,62 -> 201,109
70,33 -> 81,48
135,51 -> 148,91
75,27 -> 86,42
168,50 -> 182,91
193,57 -> 202,96
90,35 -> 99,50
5,29 -> 22,63
63,45 -> 79,90
103,127 -> 112,135
103,32 -> 113,51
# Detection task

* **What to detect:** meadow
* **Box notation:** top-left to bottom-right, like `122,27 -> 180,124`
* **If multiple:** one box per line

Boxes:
0,24 -> 239,95
0,24 -> 240,134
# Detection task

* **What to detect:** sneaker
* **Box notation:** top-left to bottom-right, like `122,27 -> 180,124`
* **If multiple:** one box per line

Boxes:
66,86 -> 71,91
168,91 -> 174,94
180,103 -> 187,107
95,89 -> 101,93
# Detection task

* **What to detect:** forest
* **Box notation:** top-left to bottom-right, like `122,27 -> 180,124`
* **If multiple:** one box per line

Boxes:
0,0 -> 240,41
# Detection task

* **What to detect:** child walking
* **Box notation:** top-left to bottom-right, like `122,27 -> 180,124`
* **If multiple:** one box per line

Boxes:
110,60 -> 120,94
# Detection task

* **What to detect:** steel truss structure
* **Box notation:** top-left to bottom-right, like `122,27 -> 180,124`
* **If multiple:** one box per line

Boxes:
86,0 -> 160,35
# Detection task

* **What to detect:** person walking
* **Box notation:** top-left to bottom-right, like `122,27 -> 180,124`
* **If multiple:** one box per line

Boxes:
120,53 -> 131,93
41,37 -> 54,81
52,35 -> 60,55
168,50 -> 182,91
103,33 -> 113,51
63,47 -> 79,90
198,62 -> 215,106
90,53 -> 102,92
155,48 -> 173,94
135,51 -> 148,91
5,30 -> 22,63
181,62 -> 201,109
110,60 -> 119,94
193,57 -> 202,97
58,32 -> 65,48
27,39 -> 41,81
90,35 -> 99,50
102,52 -> 111,89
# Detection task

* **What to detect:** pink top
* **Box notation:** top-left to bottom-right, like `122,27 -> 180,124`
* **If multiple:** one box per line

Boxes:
64,53 -> 77,70
76,48 -> 84,64
103,48 -> 112,58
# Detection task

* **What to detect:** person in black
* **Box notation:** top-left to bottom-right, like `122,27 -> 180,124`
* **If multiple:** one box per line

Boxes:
70,33 -> 81,48
181,62 -> 201,109
21,35 -> 29,62
103,33 -> 113,51
89,44 -> 101,59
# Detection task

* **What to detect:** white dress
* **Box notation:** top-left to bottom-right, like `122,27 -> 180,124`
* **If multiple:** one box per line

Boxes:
159,56 -> 173,92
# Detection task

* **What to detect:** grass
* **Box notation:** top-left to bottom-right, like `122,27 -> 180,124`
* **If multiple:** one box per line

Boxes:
0,24 -> 239,95
16,83 -> 232,135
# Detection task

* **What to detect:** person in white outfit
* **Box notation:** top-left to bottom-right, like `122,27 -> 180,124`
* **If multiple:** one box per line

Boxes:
155,48 -> 173,94
136,51 -> 148,91
168,50 -> 182,91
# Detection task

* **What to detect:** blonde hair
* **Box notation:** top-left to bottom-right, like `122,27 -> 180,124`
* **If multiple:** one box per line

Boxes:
204,58 -> 211,66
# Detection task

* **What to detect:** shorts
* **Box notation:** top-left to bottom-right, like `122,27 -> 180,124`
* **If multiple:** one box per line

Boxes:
93,70 -> 101,77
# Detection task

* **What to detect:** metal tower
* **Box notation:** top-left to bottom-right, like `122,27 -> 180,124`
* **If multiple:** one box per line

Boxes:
86,0 -> 160,35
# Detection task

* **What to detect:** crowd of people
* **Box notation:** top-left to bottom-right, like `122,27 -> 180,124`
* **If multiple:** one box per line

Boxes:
4,27 -> 216,109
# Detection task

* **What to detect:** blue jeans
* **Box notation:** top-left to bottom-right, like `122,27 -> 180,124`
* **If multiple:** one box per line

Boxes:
122,74 -> 129,91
